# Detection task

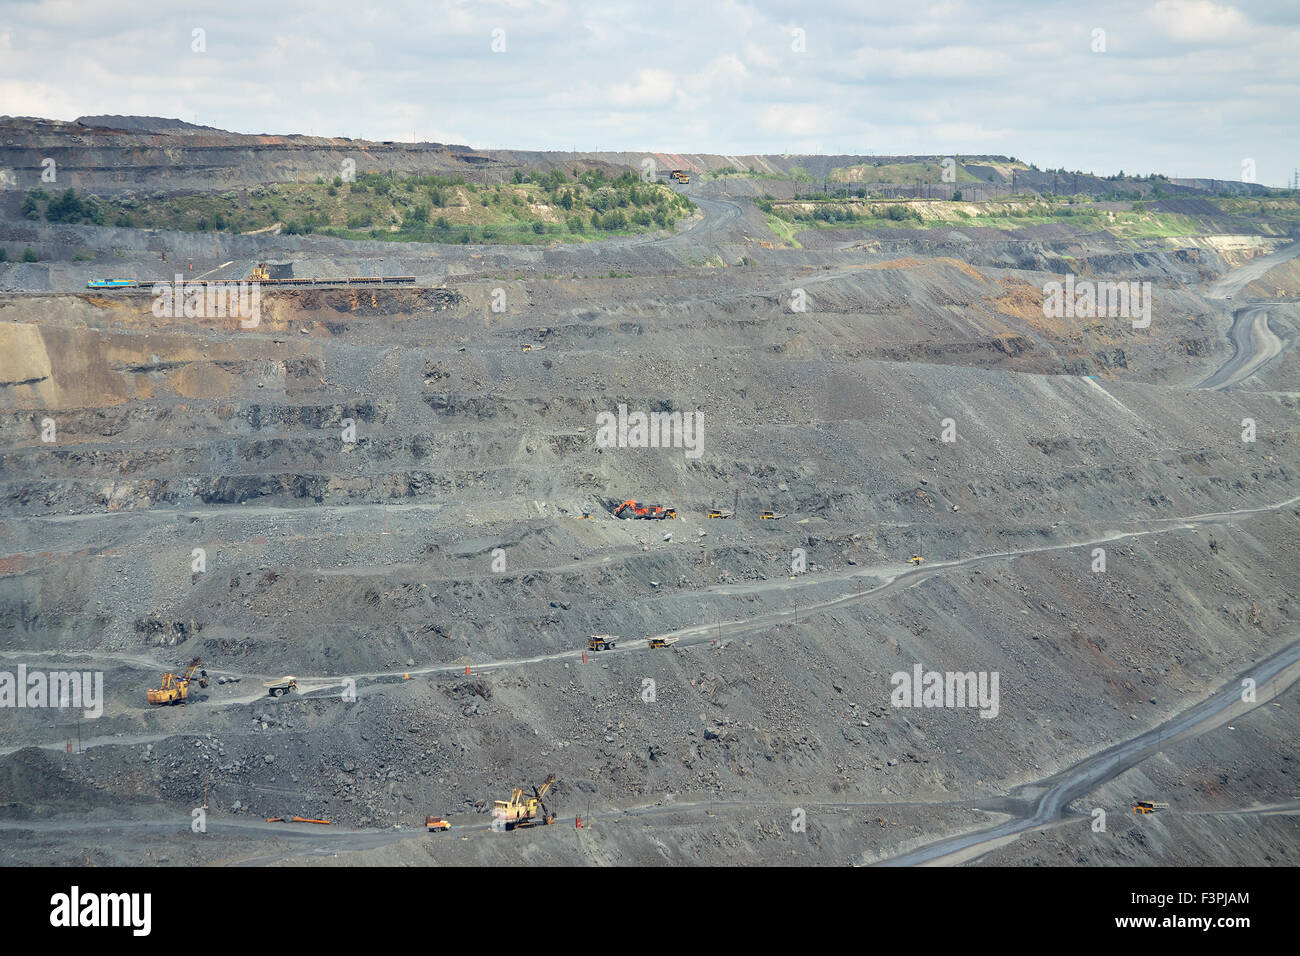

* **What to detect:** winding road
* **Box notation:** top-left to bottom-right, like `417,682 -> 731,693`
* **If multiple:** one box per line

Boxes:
5,628 -> 1295,866
877,634 -> 1300,865
1197,305 -> 1285,390
5,491 -> 1297,756
1196,238 -> 1299,390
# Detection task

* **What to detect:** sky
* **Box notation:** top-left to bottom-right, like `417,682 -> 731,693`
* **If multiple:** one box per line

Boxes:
1,0 -> 1297,185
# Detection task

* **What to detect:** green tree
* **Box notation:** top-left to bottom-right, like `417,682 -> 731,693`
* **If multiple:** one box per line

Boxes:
47,188 -> 87,223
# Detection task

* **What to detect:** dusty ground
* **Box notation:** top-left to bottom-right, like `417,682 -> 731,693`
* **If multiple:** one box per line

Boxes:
1,129 -> 1298,866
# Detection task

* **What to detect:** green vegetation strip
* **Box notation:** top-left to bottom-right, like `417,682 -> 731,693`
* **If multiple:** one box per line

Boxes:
759,195 -> 1300,239
19,168 -> 695,246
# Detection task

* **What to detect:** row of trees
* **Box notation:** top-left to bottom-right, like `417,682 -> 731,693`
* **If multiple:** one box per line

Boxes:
22,188 -> 107,225
759,199 -> 923,224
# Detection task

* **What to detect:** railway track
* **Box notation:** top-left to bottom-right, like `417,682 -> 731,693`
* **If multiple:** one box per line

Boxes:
87,275 -> 416,289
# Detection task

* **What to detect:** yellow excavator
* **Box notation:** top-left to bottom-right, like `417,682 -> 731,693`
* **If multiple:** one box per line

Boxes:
248,263 -> 271,282
147,658 -> 209,706
492,774 -> 557,830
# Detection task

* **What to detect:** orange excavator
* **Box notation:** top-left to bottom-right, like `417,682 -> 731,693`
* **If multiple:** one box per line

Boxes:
614,500 -> 676,520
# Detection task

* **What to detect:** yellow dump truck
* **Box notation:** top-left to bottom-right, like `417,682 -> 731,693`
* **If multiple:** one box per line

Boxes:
264,677 -> 297,697
1133,801 -> 1169,815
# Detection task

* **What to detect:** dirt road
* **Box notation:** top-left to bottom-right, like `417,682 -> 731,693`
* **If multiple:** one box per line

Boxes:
876,634 -> 1300,865
6,491 -> 1295,758
1195,238 -> 1298,389
1197,305 -> 1285,389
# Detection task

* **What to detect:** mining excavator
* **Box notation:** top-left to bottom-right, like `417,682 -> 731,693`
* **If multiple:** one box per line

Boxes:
614,499 -> 644,518
614,500 -> 676,520
909,554 -> 924,566
492,774 -> 557,830
147,658 -> 209,706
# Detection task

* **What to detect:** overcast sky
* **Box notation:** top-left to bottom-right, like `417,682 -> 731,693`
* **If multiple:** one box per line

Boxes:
2,0 -> 1297,185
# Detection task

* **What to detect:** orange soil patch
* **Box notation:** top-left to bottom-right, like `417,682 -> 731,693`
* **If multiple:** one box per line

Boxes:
992,278 -> 1071,336
0,554 -> 30,576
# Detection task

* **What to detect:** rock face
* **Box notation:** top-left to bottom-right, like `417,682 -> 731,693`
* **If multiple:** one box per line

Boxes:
0,118 -> 1297,866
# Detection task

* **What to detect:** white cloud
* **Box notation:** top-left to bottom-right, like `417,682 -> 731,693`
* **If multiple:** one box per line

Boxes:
759,103 -> 834,137
686,54 -> 750,96
844,45 -> 1013,80
1147,0 -> 1249,43
608,68 -> 678,108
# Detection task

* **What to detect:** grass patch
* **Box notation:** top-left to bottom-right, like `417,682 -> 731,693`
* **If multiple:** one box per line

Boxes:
764,215 -> 804,247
